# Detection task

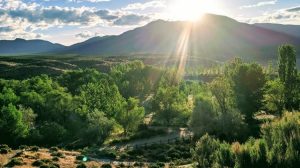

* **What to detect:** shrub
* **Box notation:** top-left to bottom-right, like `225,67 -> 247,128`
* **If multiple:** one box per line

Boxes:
32,160 -> 46,167
6,158 -> 24,167
0,144 -> 11,154
14,151 -> 24,157
262,112 -> 300,167
19,145 -> 28,150
30,146 -> 39,152
52,156 -> 59,162
76,155 -> 85,161
101,163 -> 112,168
0,148 -> 9,154
192,134 -> 220,168
51,151 -> 64,158
50,147 -> 59,152
96,149 -> 117,159
149,162 -> 165,168
76,163 -> 87,168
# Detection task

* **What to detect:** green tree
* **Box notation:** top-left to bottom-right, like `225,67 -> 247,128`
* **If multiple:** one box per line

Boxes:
225,59 -> 266,121
209,77 -> 233,114
111,61 -> 162,98
0,104 -> 28,144
0,87 -> 19,105
189,97 -> 216,137
79,81 -> 125,118
263,79 -> 285,115
116,98 -> 145,136
278,45 -> 298,110
152,86 -> 191,126
192,134 -> 220,168
83,111 -> 115,145
38,122 -> 67,146
59,69 -> 111,95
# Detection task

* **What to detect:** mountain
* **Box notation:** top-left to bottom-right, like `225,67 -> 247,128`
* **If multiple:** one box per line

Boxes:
62,14 -> 300,61
0,38 -> 65,55
254,23 -> 300,38
1,14 -> 300,60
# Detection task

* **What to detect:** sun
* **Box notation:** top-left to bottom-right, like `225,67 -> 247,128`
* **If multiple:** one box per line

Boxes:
166,0 -> 223,21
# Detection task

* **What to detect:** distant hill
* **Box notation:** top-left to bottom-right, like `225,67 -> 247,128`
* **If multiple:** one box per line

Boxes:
1,14 -> 300,61
61,14 -> 300,61
0,38 -> 65,55
254,23 -> 300,38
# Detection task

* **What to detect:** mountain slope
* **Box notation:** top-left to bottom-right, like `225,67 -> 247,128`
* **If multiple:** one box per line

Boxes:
0,38 -> 65,55
62,14 -> 300,60
254,23 -> 300,38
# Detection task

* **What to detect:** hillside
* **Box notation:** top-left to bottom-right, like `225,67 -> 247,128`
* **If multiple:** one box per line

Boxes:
0,38 -> 65,55
255,23 -> 300,38
62,14 -> 300,61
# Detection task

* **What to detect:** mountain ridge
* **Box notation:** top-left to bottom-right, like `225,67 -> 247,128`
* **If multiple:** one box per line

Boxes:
0,38 -> 65,55
0,14 -> 300,60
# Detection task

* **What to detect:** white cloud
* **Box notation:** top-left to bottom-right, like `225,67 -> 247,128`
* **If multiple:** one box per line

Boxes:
243,6 -> 300,25
0,0 -> 152,40
240,0 -> 277,9
75,31 -> 102,38
122,0 -> 166,11
70,0 -> 110,3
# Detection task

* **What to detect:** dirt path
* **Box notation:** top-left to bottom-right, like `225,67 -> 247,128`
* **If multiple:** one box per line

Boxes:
112,128 -> 193,150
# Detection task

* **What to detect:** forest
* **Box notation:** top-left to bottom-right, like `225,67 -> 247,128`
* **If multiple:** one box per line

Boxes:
0,45 -> 299,168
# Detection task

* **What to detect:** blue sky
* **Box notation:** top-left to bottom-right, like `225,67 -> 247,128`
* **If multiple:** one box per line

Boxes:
0,0 -> 299,45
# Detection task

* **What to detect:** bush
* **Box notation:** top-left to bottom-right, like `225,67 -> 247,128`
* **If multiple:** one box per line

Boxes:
51,151 -> 64,158
76,155 -> 85,161
14,151 -> 24,157
149,162 -> 165,168
19,145 -> 28,150
6,158 -> 24,167
96,149 -> 117,159
30,146 -> 39,152
191,112 -> 300,168
0,144 -> 11,154
50,147 -> 59,152
101,163 -> 112,168
32,160 -> 44,167
76,163 -> 87,168
0,148 -> 9,154
192,134 -> 220,168
52,156 -> 59,162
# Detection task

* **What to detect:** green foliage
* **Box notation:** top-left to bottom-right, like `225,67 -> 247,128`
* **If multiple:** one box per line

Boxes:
189,97 -> 216,137
192,134 -> 221,168
262,112 -> 300,167
225,58 -> 266,121
189,95 -> 248,141
116,98 -> 145,135
79,81 -> 124,118
0,104 -> 28,144
58,69 -> 111,95
82,112 -> 115,145
209,77 -> 234,114
152,85 -> 191,126
278,45 -> 298,110
5,157 -> 24,167
38,122 -> 67,146
192,112 -> 300,168
263,79 -> 285,115
0,144 -> 11,154
111,61 -> 163,98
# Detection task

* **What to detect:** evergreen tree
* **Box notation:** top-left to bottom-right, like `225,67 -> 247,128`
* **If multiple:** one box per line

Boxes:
278,45 -> 298,110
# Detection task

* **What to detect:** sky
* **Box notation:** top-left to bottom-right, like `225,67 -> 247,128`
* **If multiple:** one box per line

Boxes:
0,0 -> 299,45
